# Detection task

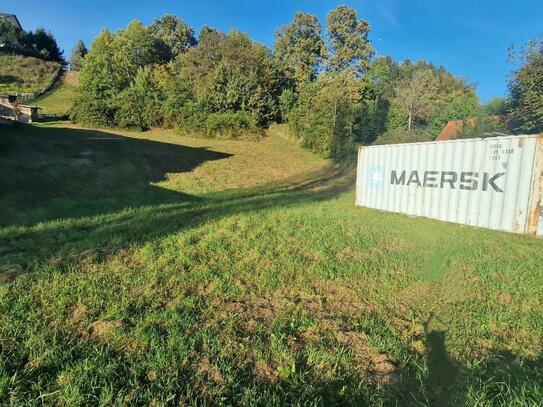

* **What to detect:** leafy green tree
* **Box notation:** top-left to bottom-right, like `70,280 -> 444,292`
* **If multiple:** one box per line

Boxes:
279,89 -> 296,122
71,29 -> 121,125
507,38 -> 543,133
113,20 -> 169,80
365,56 -> 402,103
70,40 -> 88,71
115,66 -> 162,130
427,93 -> 481,137
483,96 -> 510,116
72,19 -> 174,127
274,12 -> 327,91
175,30 -> 282,128
289,70 -> 364,158
395,68 -> 439,131
326,5 -> 374,75
149,14 -> 197,58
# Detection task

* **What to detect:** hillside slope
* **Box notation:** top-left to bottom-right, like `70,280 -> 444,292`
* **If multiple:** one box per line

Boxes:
0,124 -> 542,406
0,54 -> 61,94
33,71 -> 77,116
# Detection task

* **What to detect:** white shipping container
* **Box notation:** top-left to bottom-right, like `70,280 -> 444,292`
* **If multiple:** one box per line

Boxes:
356,135 -> 543,236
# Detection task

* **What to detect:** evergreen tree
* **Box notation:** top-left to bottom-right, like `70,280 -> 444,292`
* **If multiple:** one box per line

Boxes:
70,40 -> 88,71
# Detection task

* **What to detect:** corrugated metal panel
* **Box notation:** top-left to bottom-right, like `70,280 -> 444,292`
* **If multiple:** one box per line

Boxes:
356,135 -> 543,236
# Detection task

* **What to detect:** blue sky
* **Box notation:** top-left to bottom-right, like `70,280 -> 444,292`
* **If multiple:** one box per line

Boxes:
8,0 -> 543,101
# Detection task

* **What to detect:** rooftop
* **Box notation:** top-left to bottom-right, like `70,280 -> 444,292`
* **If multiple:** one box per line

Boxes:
0,13 -> 22,30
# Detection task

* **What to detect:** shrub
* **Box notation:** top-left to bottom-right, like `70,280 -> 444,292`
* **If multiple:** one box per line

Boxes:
114,67 -> 163,130
70,94 -> 116,127
205,112 -> 259,138
278,89 -> 297,122
177,110 -> 260,139
373,128 -> 433,145
457,117 -> 508,139
288,70 -> 364,158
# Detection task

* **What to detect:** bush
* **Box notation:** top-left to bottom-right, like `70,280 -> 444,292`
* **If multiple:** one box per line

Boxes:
279,89 -> 296,122
288,70 -> 364,159
69,94 -> 115,127
114,67 -> 163,130
206,112 -> 257,138
177,110 -> 260,139
457,117 -> 508,139
373,128 -> 433,145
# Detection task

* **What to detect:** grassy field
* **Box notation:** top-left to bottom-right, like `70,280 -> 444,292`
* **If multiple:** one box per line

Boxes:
0,122 -> 542,406
32,72 -> 77,116
0,54 -> 60,94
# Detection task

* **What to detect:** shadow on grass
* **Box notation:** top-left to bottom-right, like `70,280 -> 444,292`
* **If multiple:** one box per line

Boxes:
0,124 -> 230,226
0,124 -> 355,268
421,329 -> 465,406
1,126 -> 542,405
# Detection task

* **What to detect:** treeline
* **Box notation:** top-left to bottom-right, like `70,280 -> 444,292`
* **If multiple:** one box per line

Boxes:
71,8 -> 542,158
0,19 -> 64,63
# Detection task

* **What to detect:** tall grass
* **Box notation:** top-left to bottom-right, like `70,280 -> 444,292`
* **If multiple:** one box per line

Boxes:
0,54 -> 60,94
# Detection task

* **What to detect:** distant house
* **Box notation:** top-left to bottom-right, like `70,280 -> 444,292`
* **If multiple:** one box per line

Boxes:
0,13 -> 22,30
436,117 -> 502,141
436,119 -> 476,141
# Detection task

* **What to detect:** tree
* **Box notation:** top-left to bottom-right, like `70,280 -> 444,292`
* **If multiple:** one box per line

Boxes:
507,38 -> 543,133
115,66 -> 162,130
326,5 -> 374,75
0,22 -> 64,63
113,20 -> 169,80
27,28 -> 64,63
175,30 -> 282,126
483,97 -> 510,116
289,70 -> 365,158
149,14 -> 197,58
70,40 -> 88,71
395,68 -> 439,131
71,29 -> 121,126
0,20 -> 22,50
274,12 -> 327,91
427,93 -> 481,137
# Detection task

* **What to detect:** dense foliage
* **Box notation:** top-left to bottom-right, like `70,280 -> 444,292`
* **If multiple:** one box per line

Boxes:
0,20 -> 64,63
507,38 -> 543,133
72,8 -> 543,157
72,18 -> 282,136
69,40 -> 88,71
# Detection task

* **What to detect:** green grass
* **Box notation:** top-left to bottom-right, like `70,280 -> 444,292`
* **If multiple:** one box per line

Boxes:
0,54 -> 60,94
32,72 -> 77,116
0,123 -> 542,406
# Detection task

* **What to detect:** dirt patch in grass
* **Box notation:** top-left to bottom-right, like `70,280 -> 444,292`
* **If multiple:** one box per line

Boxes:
71,303 -> 88,322
0,264 -> 25,282
336,331 -> 400,385
89,319 -> 124,341
198,356 -> 225,385
205,279 -> 401,385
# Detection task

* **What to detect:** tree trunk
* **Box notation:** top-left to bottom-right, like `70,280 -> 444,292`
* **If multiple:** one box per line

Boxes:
408,110 -> 412,132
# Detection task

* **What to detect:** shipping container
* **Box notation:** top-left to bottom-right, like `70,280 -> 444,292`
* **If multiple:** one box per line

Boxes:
356,135 -> 543,236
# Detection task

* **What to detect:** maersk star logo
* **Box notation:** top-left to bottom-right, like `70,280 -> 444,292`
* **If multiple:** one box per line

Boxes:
368,165 -> 385,188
